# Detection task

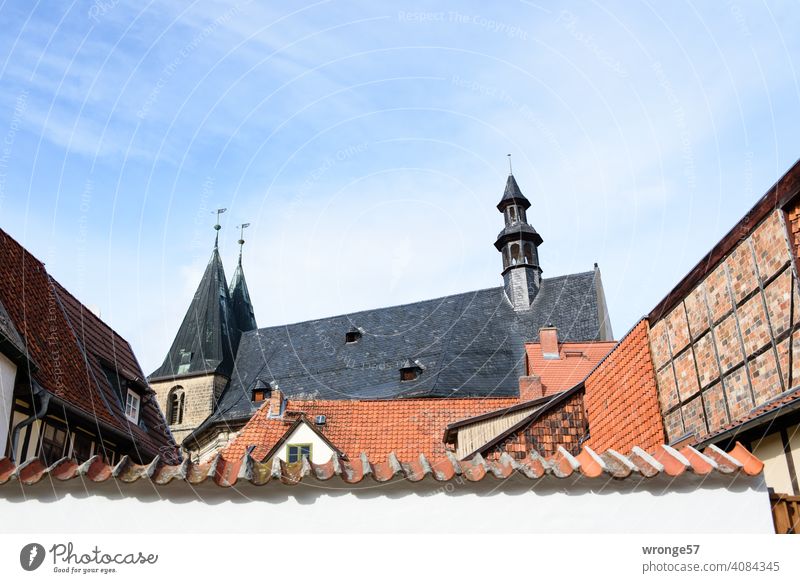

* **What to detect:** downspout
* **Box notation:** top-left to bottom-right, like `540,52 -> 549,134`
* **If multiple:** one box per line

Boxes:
9,390 -> 50,463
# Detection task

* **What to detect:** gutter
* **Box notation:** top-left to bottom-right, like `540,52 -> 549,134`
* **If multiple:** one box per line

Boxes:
10,385 -> 159,462
694,394 -> 800,450
9,387 -> 50,462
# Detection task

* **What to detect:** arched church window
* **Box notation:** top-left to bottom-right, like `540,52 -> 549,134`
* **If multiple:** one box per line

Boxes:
168,387 -> 185,425
510,243 -> 520,265
524,244 -> 533,265
509,206 -> 517,222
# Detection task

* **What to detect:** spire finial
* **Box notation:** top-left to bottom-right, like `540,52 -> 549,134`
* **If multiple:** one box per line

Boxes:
507,154 -> 513,175
213,208 -> 227,247
237,223 -> 250,260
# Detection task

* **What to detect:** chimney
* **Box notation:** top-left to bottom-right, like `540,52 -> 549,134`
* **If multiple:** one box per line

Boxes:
539,326 -> 560,360
519,375 -> 544,401
267,385 -> 284,418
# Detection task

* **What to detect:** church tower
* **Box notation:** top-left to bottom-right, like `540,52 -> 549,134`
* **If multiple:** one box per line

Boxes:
494,166 -> 544,311
149,212 -> 249,446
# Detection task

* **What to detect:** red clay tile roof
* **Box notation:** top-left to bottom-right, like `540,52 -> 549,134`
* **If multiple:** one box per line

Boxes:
583,320 -> 665,454
0,228 -> 176,462
222,397 -> 520,464
525,341 -> 616,396
0,442 -> 763,487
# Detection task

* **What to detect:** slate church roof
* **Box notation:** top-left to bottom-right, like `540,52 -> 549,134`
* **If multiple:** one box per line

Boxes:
230,254 -> 257,334
189,267 -> 609,440
150,246 -> 242,381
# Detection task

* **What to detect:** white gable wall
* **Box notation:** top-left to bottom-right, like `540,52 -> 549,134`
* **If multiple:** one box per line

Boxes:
269,421 -> 336,464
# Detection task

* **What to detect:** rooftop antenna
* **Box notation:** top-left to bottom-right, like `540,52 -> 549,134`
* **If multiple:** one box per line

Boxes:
237,223 -> 251,260
213,208 -> 227,248
507,153 -> 513,175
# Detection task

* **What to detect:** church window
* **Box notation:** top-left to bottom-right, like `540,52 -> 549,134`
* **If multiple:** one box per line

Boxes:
509,206 -> 517,222
524,244 -> 534,265
510,243 -> 520,265
168,387 -> 185,425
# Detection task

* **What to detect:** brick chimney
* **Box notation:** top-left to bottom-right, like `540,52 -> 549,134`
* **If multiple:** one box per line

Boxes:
539,326 -> 560,360
519,375 -> 544,401
267,386 -> 284,418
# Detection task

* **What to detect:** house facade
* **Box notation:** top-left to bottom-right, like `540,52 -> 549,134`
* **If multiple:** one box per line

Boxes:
0,229 -> 177,466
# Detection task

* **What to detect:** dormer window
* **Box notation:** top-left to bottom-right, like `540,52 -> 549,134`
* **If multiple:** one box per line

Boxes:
252,379 -> 272,402
345,327 -> 363,344
125,389 -> 141,423
400,359 -> 424,382
177,350 -> 192,375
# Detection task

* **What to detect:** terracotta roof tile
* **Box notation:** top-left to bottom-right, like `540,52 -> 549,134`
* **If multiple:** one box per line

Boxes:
0,442 -> 761,488
525,341 -> 616,396
223,396 -> 521,464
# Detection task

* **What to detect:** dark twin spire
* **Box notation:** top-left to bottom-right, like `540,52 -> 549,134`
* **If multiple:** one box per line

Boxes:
150,219 -> 257,381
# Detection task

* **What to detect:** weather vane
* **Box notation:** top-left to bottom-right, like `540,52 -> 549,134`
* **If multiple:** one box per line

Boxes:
237,223 -> 251,254
212,208 -> 227,247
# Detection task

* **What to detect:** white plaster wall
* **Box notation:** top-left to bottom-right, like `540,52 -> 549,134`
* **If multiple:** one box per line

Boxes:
0,353 -> 16,455
0,473 -> 774,534
269,422 -> 336,464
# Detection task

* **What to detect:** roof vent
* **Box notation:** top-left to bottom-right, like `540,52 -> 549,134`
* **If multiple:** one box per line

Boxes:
315,415 -> 327,426
345,327 -> 363,344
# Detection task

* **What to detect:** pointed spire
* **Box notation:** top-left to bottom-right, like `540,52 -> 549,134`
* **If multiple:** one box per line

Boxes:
150,233 -> 240,380
497,174 -> 531,211
230,223 -> 257,333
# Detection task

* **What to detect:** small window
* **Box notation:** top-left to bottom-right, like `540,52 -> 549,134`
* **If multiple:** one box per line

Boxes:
39,423 -> 68,465
72,432 -> 93,463
286,443 -> 312,464
125,390 -> 141,423
401,368 -> 417,381
345,328 -> 362,343
252,388 -> 267,402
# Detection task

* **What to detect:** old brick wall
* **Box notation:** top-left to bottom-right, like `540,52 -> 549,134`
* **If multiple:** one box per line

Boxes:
485,390 -> 587,460
649,209 -> 800,444
583,320 -> 664,454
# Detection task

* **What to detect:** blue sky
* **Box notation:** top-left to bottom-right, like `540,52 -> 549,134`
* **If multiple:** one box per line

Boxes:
0,1 -> 799,373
